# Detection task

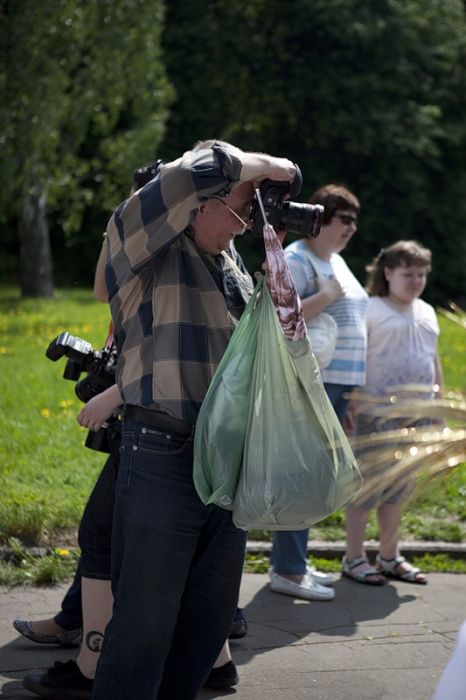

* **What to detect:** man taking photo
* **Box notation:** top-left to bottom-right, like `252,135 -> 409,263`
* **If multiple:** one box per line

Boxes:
90,140 -> 296,700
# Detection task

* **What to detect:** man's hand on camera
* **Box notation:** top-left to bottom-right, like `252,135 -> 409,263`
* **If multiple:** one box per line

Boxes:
77,384 -> 123,432
240,153 -> 296,189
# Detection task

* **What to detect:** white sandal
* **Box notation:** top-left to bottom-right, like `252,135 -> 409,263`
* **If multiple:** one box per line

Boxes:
376,554 -> 427,584
342,556 -> 387,586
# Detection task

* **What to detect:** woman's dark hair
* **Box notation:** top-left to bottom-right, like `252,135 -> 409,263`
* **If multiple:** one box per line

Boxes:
132,159 -> 163,191
366,240 -> 432,296
309,184 -> 360,225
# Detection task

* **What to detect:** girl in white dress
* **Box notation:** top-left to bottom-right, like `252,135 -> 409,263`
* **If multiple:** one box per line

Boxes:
342,240 -> 443,585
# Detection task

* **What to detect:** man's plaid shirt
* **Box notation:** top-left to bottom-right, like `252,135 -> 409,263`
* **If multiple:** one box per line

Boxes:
105,143 -> 255,424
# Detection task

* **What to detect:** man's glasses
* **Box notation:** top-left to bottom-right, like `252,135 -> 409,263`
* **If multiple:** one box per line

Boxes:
212,196 -> 251,231
333,211 -> 358,226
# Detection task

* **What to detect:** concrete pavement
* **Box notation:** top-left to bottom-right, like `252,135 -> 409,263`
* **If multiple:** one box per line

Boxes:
1,573 -> 465,699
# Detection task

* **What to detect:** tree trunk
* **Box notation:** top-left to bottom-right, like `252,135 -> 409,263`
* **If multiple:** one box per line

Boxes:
19,186 -> 54,297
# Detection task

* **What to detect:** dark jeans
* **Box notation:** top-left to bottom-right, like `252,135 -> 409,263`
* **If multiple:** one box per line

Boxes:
54,428 -> 121,629
92,419 -> 247,700
54,559 -> 83,630
78,455 -> 119,579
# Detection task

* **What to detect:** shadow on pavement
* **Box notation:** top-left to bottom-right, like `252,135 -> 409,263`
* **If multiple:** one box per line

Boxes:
235,575 -> 417,665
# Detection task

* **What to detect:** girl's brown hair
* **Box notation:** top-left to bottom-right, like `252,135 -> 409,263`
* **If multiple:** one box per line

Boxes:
366,240 -> 432,296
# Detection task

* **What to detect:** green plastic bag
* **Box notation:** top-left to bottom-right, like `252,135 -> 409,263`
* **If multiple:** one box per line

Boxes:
193,281 -> 263,509
193,277 -> 362,528
232,280 -> 362,530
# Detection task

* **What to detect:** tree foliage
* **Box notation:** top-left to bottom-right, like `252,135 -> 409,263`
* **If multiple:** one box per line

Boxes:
0,0 -> 172,291
162,0 -> 466,303
1,0 -> 465,303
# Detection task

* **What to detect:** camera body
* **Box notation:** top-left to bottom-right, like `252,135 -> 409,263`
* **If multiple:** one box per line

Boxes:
46,332 -> 118,453
250,166 -> 323,238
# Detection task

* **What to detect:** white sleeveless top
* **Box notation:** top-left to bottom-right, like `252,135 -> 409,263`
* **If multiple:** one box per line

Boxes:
363,296 -> 439,396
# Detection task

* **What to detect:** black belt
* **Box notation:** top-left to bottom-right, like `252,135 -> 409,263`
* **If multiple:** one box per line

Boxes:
124,405 -> 194,437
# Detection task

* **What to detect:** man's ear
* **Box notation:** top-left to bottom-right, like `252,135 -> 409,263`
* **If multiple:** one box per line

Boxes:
199,199 -> 216,214
200,198 -> 221,216
197,201 -> 212,219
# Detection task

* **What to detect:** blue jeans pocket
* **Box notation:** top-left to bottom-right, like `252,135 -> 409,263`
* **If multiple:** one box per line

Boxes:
119,422 -> 194,487
135,427 -> 193,456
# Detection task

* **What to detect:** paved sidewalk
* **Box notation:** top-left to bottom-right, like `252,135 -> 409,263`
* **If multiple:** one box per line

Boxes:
1,573 -> 465,699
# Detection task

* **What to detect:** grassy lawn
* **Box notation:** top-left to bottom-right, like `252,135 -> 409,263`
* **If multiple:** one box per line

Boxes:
0,287 -> 111,545
0,286 -> 465,581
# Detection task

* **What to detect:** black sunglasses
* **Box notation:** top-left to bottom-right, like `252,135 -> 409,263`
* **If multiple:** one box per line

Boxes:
334,212 -> 358,226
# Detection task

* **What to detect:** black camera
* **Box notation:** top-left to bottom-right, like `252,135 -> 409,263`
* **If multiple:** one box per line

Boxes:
46,332 -> 118,453
250,166 -> 323,238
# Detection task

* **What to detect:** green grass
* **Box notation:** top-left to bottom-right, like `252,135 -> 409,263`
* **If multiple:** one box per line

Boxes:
2,548 -> 465,586
242,553 -> 466,574
0,286 -> 465,558
0,286 -> 110,545
0,539 -> 80,586
436,310 -> 466,393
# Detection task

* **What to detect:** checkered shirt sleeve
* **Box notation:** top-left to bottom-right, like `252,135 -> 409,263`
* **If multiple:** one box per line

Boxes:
105,143 -> 254,424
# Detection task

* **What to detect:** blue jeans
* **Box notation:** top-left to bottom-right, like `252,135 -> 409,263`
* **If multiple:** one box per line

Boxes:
92,419 -> 247,700
271,383 -> 354,576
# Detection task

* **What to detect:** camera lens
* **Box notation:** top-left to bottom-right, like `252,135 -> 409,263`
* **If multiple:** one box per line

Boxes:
63,359 -> 83,381
75,375 -> 103,403
280,202 -> 324,238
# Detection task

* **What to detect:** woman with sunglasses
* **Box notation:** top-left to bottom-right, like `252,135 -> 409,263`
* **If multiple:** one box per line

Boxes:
269,183 -> 369,599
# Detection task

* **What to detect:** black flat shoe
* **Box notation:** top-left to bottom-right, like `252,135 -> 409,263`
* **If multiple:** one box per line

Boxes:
204,661 -> 239,690
23,660 -> 92,700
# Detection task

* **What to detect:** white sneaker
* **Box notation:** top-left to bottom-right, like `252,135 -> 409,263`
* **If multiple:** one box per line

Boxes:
269,572 -> 336,601
306,565 -> 335,587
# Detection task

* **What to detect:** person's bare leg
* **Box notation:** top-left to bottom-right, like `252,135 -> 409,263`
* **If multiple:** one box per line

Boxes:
345,505 -> 370,561
377,502 -> 426,582
76,578 -> 113,679
344,505 -> 385,583
377,502 -> 403,559
213,640 -> 232,668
